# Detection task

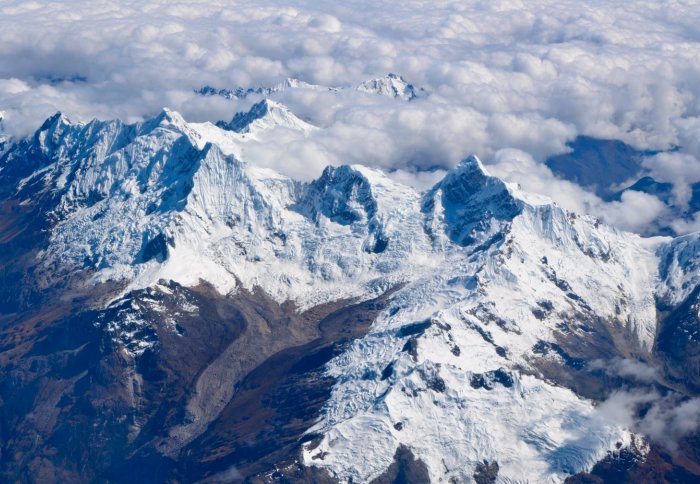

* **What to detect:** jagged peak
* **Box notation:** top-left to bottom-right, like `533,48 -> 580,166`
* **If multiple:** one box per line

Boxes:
221,99 -> 316,135
36,111 -> 72,134
455,154 -> 489,175
138,107 -> 190,135
197,73 -> 425,104
423,155 -> 521,247
300,164 -> 379,225
356,73 -> 425,101
30,111 -> 78,155
432,154 -> 508,204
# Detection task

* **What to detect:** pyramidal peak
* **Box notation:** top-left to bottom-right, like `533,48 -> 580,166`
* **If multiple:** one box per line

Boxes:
218,99 -> 317,135
137,107 -> 195,138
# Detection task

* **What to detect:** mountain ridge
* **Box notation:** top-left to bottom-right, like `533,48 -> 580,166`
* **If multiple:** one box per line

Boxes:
197,73 -> 426,103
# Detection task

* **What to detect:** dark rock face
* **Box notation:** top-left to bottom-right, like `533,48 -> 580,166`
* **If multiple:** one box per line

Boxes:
136,232 -> 172,263
369,446 -> 431,484
470,369 -> 514,390
397,320 -> 432,337
473,460 -> 499,484
656,287 -> 700,393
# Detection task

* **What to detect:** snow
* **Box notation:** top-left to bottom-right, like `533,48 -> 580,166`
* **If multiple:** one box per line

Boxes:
218,99 -> 318,136
5,106 -> 697,482
197,73 -> 426,102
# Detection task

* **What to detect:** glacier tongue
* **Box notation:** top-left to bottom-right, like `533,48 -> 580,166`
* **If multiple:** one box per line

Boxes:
0,107 -> 681,482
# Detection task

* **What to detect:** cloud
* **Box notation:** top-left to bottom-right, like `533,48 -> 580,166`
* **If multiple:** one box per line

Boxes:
670,211 -> 700,235
599,190 -> 669,235
597,390 -> 700,452
589,357 -> 660,384
643,152 -> 700,208
1,1 -> 700,234
488,148 -> 669,234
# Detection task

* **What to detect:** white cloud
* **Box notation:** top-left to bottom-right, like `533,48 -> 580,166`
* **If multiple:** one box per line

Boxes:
599,190 -> 669,235
589,357 -> 660,384
643,152 -> 700,208
488,148 -> 669,234
598,390 -> 700,452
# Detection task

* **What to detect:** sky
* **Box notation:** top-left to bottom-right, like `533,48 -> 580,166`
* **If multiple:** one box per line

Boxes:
2,0 -> 700,234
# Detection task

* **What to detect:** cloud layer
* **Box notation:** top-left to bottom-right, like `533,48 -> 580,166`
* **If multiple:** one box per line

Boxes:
2,1 -> 700,234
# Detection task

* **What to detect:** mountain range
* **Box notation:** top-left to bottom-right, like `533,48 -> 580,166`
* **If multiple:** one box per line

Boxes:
196,73 -> 426,103
0,98 -> 699,483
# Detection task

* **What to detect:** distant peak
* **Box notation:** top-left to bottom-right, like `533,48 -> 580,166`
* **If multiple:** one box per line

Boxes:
197,73 -> 426,104
249,98 -> 277,115
356,73 -> 425,101
155,108 -> 187,126
221,99 -> 316,135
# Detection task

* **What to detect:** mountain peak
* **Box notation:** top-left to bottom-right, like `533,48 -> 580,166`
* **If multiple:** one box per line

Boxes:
455,153 -> 488,173
423,155 -> 521,246
219,99 -> 316,135
300,164 -> 378,225
32,111 -> 75,154
197,73 -> 426,104
356,73 -> 425,101
437,154 -> 505,204
144,108 -> 188,131
38,111 -> 70,131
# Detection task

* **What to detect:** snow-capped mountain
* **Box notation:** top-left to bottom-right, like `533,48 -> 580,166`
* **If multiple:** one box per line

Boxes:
197,73 -> 426,102
355,73 -> 424,101
0,103 -> 698,483
217,98 -> 317,135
